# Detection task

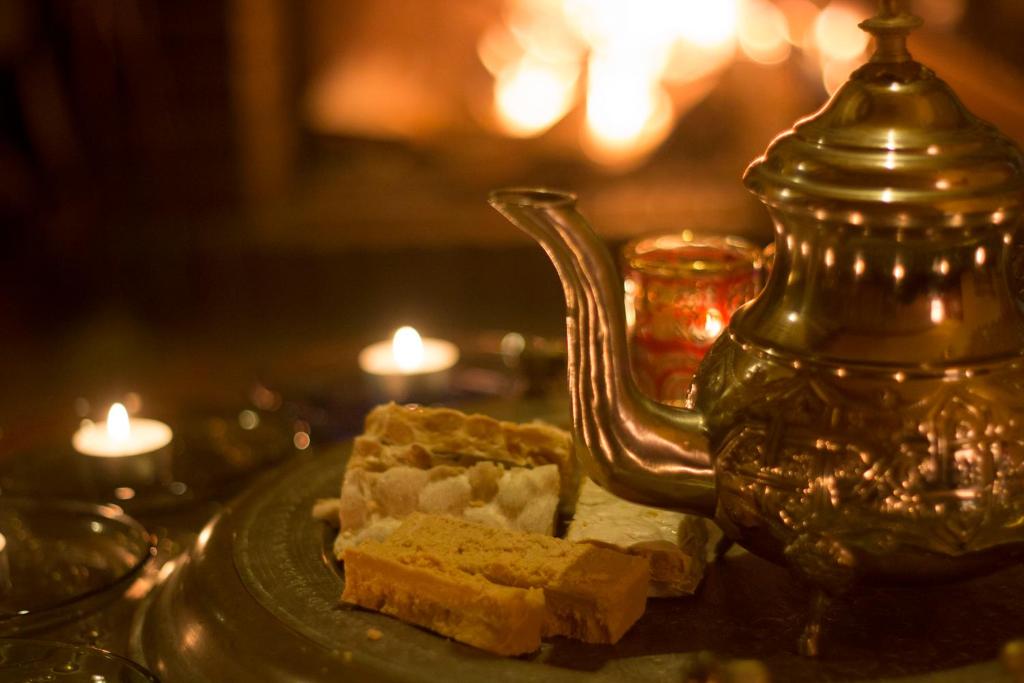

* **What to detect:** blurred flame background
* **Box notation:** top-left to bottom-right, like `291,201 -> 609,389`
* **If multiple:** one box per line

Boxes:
477,0 -> 967,165
1,0 -> 1021,345
308,0 -> 971,170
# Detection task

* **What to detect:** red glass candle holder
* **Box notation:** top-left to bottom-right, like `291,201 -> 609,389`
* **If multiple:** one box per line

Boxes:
622,232 -> 763,404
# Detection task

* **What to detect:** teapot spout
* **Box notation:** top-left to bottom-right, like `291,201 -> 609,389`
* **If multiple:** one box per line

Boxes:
489,188 -> 716,517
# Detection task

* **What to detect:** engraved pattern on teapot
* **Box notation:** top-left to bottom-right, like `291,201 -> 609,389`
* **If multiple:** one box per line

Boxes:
698,335 -> 1024,587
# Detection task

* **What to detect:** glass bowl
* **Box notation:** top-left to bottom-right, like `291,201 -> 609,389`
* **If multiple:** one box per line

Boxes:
0,498 -> 153,636
0,638 -> 156,681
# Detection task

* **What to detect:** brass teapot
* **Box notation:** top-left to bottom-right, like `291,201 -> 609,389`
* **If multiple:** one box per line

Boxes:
491,0 -> 1024,652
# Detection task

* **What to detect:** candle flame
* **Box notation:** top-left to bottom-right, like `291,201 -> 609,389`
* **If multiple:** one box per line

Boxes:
704,307 -> 724,339
583,57 -> 674,166
392,326 -> 425,371
483,0 -> 742,166
813,1 -> 870,95
495,58 -> 578,137
107,403 -> 131,442
813,2 -> 869,62
738,0 -> 791,65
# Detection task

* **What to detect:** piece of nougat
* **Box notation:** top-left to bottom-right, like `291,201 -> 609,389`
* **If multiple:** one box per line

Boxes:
334,462 -> 559,558
566,477 -> 710,597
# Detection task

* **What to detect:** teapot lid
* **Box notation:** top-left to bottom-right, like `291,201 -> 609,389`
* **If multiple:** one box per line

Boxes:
744,0 -> 1024,228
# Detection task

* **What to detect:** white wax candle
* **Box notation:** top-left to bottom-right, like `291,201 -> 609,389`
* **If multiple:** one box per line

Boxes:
72,403 -> 173,457
358,326 -> 459,376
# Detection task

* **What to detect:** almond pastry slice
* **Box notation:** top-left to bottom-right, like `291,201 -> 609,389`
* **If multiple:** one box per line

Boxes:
342,540 -> 546,656
352,403 -> 577,501
379,513 -> 650,644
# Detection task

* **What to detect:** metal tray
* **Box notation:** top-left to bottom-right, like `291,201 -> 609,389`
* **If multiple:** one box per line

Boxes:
132,445 -> 1024,682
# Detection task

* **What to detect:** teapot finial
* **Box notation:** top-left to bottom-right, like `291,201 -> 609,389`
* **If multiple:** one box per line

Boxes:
859,0 -> 923,63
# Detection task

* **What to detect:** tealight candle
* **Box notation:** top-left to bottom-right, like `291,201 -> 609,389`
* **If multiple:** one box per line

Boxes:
72,403 -> 174,491
358,326 -> 459,401
73,403 -> 173,457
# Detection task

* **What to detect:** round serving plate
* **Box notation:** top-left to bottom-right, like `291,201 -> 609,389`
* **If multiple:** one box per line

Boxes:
133,446 -> 1024,682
